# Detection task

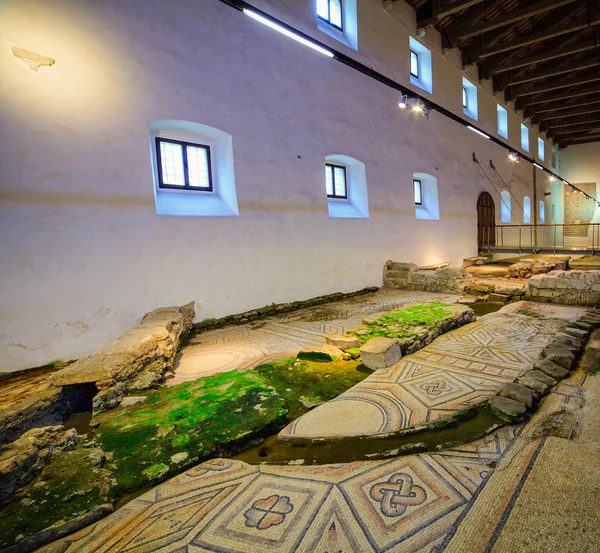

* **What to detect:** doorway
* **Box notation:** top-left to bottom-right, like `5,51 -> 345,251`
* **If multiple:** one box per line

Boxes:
477,192 -> 495,250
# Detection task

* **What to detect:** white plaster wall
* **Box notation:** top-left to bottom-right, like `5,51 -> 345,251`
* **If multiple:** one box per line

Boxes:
0,0 -> 542,372
561,142 -> 600,223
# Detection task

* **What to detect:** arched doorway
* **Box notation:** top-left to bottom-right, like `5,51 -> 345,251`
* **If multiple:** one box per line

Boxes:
477,192 -> 495,250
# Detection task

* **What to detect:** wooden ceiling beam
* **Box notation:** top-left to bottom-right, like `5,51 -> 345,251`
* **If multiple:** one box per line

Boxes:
486,40 -> 598,74
447,0 -> 579,44
466,12 -> 600,62
418,0 -> 485,28
510,71 -> 600,97
522,85 -> 600,107
531,98 -> 600,114
548,116 -> 600,128
555,126 -> 600,137
505,57 -> 600,86
561,134 -> 600,145
538,105 -> 600,121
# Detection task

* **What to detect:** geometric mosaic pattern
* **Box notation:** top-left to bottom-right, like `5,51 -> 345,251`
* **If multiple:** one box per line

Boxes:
280,307 -> 577,440
171,289 -> 459,385
42,427 -> 521,553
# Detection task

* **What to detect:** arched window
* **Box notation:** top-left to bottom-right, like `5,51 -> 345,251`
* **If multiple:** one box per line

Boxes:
501,190 -> 511,223
523,196 -> 531,224
539,201 -> 545,224
413,173 -> 440,220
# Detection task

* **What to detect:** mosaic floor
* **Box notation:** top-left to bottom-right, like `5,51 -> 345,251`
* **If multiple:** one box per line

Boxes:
279,302 -> 585,440
171,289 -> 459,385
40,370 -> 599,553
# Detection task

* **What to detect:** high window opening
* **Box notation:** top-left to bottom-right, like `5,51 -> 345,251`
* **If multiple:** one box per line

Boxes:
325,163 -> 347,199
537,137 -> 545,161
462,77 -> 478,120
521,124 -> 529,152
539,200 -> 545,224
409,37 -> 432,94
497,105 -> 508,139
501,190 -> 511,223
523,196 -> 531,224
414,179 -> 422,205
156,138 -> 212,191
410,50 -> 419,78
317,0 -> 342,30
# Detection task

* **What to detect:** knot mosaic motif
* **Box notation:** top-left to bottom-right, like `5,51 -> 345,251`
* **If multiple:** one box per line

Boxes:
370,472 -> 427,517
243,494 -> 294,530
420,379 -> 453,396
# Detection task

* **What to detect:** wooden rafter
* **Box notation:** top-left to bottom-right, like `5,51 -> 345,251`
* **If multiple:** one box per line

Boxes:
504,57 -> 600,86
418,0 -> 486,27
509,71 -> 600,97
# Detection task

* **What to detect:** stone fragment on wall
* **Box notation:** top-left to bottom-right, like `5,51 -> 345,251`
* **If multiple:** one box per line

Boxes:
50,302 -> 195,412
383,261 -> 467,294
525,270 -> 600,305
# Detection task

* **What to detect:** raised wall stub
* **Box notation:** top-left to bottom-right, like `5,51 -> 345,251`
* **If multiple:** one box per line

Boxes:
525,270 -> 600,306
383,260 -> 467,294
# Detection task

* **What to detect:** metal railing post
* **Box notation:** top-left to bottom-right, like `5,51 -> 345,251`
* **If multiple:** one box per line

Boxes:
519,226 -> 522,254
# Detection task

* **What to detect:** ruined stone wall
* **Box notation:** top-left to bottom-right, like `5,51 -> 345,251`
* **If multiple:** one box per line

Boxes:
525,271 -> 600,306
383,261 -> 467,294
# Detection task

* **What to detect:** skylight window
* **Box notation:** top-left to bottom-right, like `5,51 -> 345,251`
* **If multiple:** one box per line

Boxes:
317,0 -> 343,30
538,137 -> 545,161
410,50 -> 419,78
326,163 -> 347,198
521,124 -> 530,152
497,105 -> 508,139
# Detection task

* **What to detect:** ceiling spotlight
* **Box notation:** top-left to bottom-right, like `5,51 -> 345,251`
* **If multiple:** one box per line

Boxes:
507,151 -> 520,162
423,106 -> 433,118
549,175 -> 557,182
398,94 -> 408,109
411,99 -> 424,112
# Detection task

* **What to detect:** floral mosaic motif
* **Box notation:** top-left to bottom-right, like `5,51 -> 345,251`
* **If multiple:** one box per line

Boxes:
420,379 -> 453,396
243,494 -> 294,530
370,472 -> 427,517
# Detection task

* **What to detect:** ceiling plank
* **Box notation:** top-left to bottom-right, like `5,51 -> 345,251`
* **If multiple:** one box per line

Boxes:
561,134 -> 600,145
532,98 -> 600,114
486,40 -> 598,74
467,14 -> 600,62
505,57 -> 600,86
548,116 -> 600,129
418,0 -> 485,27
539,105 -> 600,121
510,71 -> 600,97
522,85 -> 600,107
447,0 -> 579,44
555,127 -> 600,137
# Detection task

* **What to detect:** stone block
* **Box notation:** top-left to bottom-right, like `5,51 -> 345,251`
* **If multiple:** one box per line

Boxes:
542,342 -> 578,357
518,370 -> 557,396
508,261 -> 532,279
498,382 -> 536,408
325,334 -> 360,350
563,326 -> 590,340
543,351 -> 575,370
488,293 -> 511,304
489,396 -> 527,422
120,396 -> 148,407
554,332 -> 583,350
570,321 -> 594,331
534,359 -> 570,380
359,337 -> 401,370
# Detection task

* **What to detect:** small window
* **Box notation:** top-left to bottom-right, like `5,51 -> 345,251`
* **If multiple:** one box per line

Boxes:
410,50 -> 419,79
156,138 -> 212,191
462,87 -> 467,109
537,137 -> 545,161
539,200 -> 545,224
523,196 -> 531,224
501,190 -> 511,223
521,124 -> 529,152
326,163 -> 347,198
497,105 -> 508,139
462,77 -> 478,120
414,179 -> 422,205
317,0 -> 343,30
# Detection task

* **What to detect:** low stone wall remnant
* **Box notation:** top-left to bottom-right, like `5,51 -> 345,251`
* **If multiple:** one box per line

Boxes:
50,302 -> 195,412
508,258 -> 569,279
525,270 -> 600,306
383,261 -> 467,294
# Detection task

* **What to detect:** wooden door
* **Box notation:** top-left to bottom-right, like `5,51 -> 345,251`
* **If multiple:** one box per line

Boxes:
477,192 -> 495,249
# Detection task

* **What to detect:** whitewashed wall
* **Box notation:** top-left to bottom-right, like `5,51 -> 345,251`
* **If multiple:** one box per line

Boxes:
0,0 -> 549,372
561,143 -> 600,224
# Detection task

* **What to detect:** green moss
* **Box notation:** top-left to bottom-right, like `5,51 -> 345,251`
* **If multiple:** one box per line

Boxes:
297,351 -> 333,362
142,463 -> 169,481
350,302 -> 453,344
346,348 -> 361,359
254,357 -> 370,420
516,308 -> 544,319
0,448 -> 109,548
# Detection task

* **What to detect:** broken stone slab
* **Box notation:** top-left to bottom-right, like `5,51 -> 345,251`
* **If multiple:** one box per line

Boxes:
518,370 -> 557,396
570,321 -> 594,332
457,295 -> 478,305
325,334 -> 360,350
534,359 -> 570,380
359,337 -> 401,370
489,396 -> 527,423
542,342 -> 578,358
488,293 -> 511,304
120,396 -> 148,408
0,425 -> 78,502
543,351 -> 575,370
498,382 -> 536,409
563,327 -> 590,340
508,261 -> 532,279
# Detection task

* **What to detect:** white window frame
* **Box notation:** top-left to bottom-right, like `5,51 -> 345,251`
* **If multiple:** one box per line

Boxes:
410,49 -> 419,79
317,0 -> 343,31
462,77 -> 478,120
537,137 -> 545,161
316,0 -> 357,50
497,104 -> 508,139
413,172 -> 439,220
521,124 -> 530,152
325,154 -> 368,218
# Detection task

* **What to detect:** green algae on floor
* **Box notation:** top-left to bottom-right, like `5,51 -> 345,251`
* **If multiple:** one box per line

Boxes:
93,369 -> 288,495
349,301 -> 454,344
254,357 -> 371,420
0,447 -> 110,548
